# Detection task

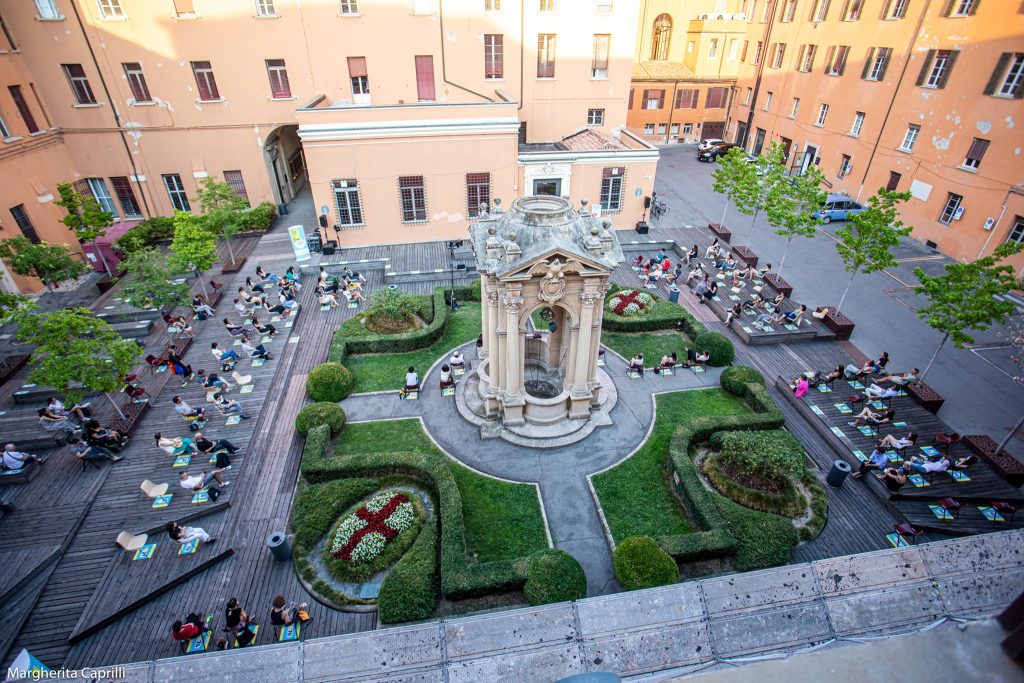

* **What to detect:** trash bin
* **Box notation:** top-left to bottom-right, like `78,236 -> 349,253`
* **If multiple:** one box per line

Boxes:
826,459 -> 852,487
267,531 -> 292,561
668,286 -> 680,303
278,202 -> 288,216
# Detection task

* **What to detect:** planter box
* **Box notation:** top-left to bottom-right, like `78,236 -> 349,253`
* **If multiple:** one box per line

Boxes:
221,256 -> 247,274
763,273 -> 792,299
963,434 -> 1024,487
0,354 -> 29,384
708,223 -> 731,243
732,245 -> 758,268
108,399 -> 150,436
815,307 -> 855,341
905,380 -> 945,414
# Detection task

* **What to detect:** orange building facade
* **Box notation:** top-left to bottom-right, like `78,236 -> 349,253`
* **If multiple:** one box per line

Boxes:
0,0 -> 658,294
724,0 -> 1024,270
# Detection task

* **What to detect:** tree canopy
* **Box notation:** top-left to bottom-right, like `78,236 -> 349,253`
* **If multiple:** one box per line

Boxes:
710,146 -> 750,227
733,142 -> 790,242
0,236 -> 87,291
769,159 -> 827,277
197,177 -> 248,266
170,211 -> 217,296
56,182 -> 115,276
118,247 -> 190,311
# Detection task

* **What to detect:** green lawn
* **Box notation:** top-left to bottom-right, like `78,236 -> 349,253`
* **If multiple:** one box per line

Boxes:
601,329 -> 693,367
344,303 -> 481,393
334,418 -> 549,563
592,389 -> 748,541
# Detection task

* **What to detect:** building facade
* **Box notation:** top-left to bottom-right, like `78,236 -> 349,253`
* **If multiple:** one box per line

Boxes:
724,0 -> 1024,270
0,0 -> 657,294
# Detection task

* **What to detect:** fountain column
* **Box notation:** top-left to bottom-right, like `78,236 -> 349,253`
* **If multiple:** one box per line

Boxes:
569,290 -> 599,419
502,293 -> 526,425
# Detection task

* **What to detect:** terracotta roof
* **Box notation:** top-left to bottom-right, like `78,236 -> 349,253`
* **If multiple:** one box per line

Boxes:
632,61 -> 695,81
560,129 -> 627,152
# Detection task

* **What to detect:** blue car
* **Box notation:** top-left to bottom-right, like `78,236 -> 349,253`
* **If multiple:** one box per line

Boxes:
817,194 -> 865,224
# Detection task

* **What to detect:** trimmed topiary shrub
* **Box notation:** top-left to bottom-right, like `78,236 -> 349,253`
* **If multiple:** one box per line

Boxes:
322,489 -> 425,582
613,536 -> 678,591
239,202 -> 277,232
295,402 -> 347,436
708,429 -> 805,485
307,362 -> 355,402
693,331 -> 735,366
114,216 -> 176,255
378,520 -> 438,623
523,550 -> 587,606
720,365 -> 765,396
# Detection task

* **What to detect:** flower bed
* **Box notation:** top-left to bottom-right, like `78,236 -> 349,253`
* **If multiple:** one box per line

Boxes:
606,289 -> 654,317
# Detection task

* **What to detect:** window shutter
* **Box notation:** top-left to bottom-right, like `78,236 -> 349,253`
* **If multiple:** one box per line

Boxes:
797,45 -> 806,69
984,53 -> 1011,95
861,48 -> 875,79
823,45 -> 835,72
347,57 -> 368,78
967,0 -> 980,14
941,0 -> 955,16
657,89 -> 666,108
916,49 -> 936,86
938,50 -> 959,88
877,48 -> 891,80
836,46 -> 849,74
840,0 -> 851,17
880,0 -> 892,16
966,138 -> 989,161
628,88 -> 634,109
415,56 -> 435,100
642,89 -> 651,103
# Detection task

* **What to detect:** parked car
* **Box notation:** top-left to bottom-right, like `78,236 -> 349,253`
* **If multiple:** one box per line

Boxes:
697,138 -> 724,153
697,143 -> 739,162
817,194 -> 866,223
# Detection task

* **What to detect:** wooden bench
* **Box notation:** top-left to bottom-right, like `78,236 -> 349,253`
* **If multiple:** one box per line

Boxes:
110,319 -> 155,339
96,308 -> 162,325
905,380 -> 945,414
0,355 -> 29,385
732,245 -> 759,268
708,223 -> 732,243
815,307 -> 855,341
0,415 -> 62,451
13,385 -> 101,405
963,434 -> 1024,487
0,459 -> 39,485
763,273 -> 793,299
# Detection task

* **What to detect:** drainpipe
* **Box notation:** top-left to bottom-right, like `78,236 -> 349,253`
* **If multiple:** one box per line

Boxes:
438,0 -> 494,102
977,184 -> 1024,260
665,81 -> 679,144
68,0 -> 152,218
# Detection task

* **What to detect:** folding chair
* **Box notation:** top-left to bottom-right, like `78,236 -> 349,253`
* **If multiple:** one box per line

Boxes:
992,501 -> 1018,524
116,531 -> 148,551
894,523 -> 924,545
938,497 -> 963,519
145,354 -> 165,375
934,432 -> 961,456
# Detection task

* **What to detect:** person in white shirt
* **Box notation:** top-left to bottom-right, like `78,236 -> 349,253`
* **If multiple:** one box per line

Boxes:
240,339 -> 272,360
449,351 -> 465,368
166,521 -> 214,545
155,432 -> 199,456
909,455 -> 950,475
233,299 -> 248,317
2,443 -> 46,470
879,432 -> 917,451
439,364 -> 454,389
179,468 -> 230,491
865,384 -> 899,399
628,353 -> 645,376
405,367 -> 420,390
211,343 -> 239,363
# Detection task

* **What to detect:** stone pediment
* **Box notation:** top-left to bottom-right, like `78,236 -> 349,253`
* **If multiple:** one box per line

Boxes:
502,251 -> 604,281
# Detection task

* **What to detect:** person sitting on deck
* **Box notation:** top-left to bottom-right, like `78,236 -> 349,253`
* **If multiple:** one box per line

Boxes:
240,339 -> 272,361
953,453 -> 978,470
647,264 -> 662,285
84,421 -> 128,451
863,383 -> 900,400
70,438 -> 122,464
2,444 -> 46,470
197,369 -> 232,394
192,294 -> 215,318
771,304 -> 807,326
251,315 -> 277,337
38,407 -> 79,443
876,351 -> 891,370
875,369 -> 919,386
256,266 -> 280,285
851,446 -> 890,479
824,365 -> 844,383
741,293 -> 765,311
850,407 -> 895,428
194,432 -> 239,463
224,598 -> 256,640
179,467 -> 230,491
233,298 -> 249,318
717,253 -> 736,271
246,277 -> 265,296
270,595 -> 308,628
684,244 -> 699,265
628,353 -> 645,376
174,396 -> 206,421
222,318 -> 247,338
279,291 -> 299,313
631,255 -> 644,269
684,267 -> 704,288
213,393 -> 249,419
342,288 -> 365,305
725,303 -> 742,326
654,352 -> 677,374
881,463 -> 911,491
156,432 -> 199,456
704,239 -> 720,260
319,290 -> 339,308
661,257 -> 671,273
879,431 -> 917,451
752,263 -> 772,280
908,455 -> 951,475
404,367 -> 421,392
439,364 -> 454,390
166,521 -> 215,546
733,263 -> 750,280
285,267 -> 302,287
793,376 -> 810,398
171,613 -> 211,644
701,280 -> 719,303
238,287 -> 256,305
655,250 -> 666,264
665,263 -> 684,284
47,397 -> 90,424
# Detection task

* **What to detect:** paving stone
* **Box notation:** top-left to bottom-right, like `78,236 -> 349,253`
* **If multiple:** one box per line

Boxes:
708,602 -> 834,657
445,604 -> 576,660
825,583 -> 944,636
934,567 -> 1024,617
149,644 -> 301,683
302,624 -> 443,682
575,583 -> 704,636
813,547 -> 927,596
446,643 -> 583,683
701,565 -> 821,613
581,621 -> 713,676
918,529 -> 1024,578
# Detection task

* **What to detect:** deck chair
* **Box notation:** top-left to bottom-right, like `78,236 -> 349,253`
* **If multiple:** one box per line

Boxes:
145,354 -> 165,374
116,531 -> 148,551
232,371 -> 252,386
141,480 -> 169,498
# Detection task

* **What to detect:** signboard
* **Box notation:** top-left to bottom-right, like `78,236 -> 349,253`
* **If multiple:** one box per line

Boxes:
287,225 -> 311,262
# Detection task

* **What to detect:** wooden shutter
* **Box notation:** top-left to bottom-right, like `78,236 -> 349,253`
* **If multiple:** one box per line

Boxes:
886,171 -> 901,192
796,45 -> 806,70
861,48 -> 875,79
984,53 -> 1011,95
966,138 -> 989,162
415,56 -> 435,100
967,0 -> 980,14
941,0 -> 955,14
656,89 -> 666,109
836,46 -> 849,74
877,48 -> 891,81
628,88 -> 634,109
938,50 -> 959,88
347,57 -> 367,78
592,34 -> 610,70
916,49 -> 937,86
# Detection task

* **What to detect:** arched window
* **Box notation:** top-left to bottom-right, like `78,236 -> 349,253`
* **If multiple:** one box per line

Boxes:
651,14 -> 672,61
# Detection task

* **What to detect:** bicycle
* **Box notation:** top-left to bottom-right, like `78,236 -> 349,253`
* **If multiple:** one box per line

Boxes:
650,199 -> 668,220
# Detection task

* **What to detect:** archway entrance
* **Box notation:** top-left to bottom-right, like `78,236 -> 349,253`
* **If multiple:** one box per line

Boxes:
263,124 -> 307,206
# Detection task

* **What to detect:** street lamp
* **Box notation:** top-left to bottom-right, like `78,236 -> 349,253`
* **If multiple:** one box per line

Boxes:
445,240 -> 464,311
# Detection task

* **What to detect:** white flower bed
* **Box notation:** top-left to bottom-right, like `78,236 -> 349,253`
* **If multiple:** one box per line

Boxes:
349,531 -> 388,562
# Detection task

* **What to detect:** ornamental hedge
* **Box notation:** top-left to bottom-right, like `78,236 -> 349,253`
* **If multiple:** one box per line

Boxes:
613,536 -> 679,591
307,362 -> 355,402
720,365 -> 765,396
606,289 -> 655,317
523,550 -> 587,606
295,402 -> 347,436
603,292 -> 707,337
377,517 -> 438,622
329,288 -> 448,364
114,216 -> 176,255
693,331 -> 734,367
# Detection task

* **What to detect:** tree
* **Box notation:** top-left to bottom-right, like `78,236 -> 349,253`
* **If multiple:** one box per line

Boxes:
14,307 -> 142,418
169,211 -> 218,298
913,241 -> 1023,381
710,146 -> 750,229
833,189 -> 913,312
0,236 -> 87,292
118,247 -> 190,311
0,293 -> 33,325
56,182 -> 115,277
733,142 -> 789,242
769,161 -> 827,278
996,315 -> 1024,456
197,177 -> 248,268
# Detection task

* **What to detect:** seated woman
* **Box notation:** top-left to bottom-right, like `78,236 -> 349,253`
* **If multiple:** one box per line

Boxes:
38,407 -> 79,443
262,298 -> 288,317
631,255 -> 645,269
684,267 -> 704,288
864,383 -> 899,399
343,287 -> 366,305
741,293 -> 765,311
256,265 -> 280,285
772,304 -> 808,327
192,294 -> 215,318
684,244 -> 699,265
879,431 -> 917,451
825,364 -> 844,383
654,352 -> 677,374
953,453 -> 978,470
404,366 -> 421,391
628,353 -> 645,376
240,339 -> 272,360
732,263 -> 750,280
665,263 -> 684,284
850,407 -> 895,428
285,266 -> 302,287
647,265 -> 662,284
156,432 -> 199,457
245,276 -> 265,295
661,257 -> 671,273
449,350 -> 465,368
223,318 -> 248,338
720,255 -> 737,271
875,369 -> 919,386
197,369 -> 232,393
250,315 -> 277,337
701,280 -> 719,303
851,447 -> 890,479
771,291 -> 787,307
908,455 -> 951,475
724,303 -> 742,326
318,290 -> 339,308
752,263 -> 772,280
270,595 -> 308,629
704,239 -> 720,260
439,364 -> 454,389
237,287 -> 255,306
168,315 -> 195,339
47,397 -> 89,424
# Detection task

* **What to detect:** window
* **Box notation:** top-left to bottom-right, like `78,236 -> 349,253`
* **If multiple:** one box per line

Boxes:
255,0 -> 275,16
824,45 -> 850,76
851,111 -> 865,135
643,123 -> 654,135
706,87 -> 728,109
657,123 -> 667,135
763,91 -> 773,111
809,0 -> 830,21
122,63 -> 152,103
644,89 -> 665,109
753,41 -> 763,64
466,173 -> 491,217
770,43 -> 787,69
687,41 -> 695,53
485,0 -> 500,9
885,0 -> 909,18
781,0 -> 797,21
862,47 -> 893,81
728,38 -> 739,61
484,34 -> 503,79
798,44 -> 817,72
111,176 -> 142,218
838,155 -> 852,178
191,61 -> 220,101
744,87 -> 752,104
628,89 -> 634,109
600,167 -> 624,212
947,0 -> 977,16
883,171 -> 901,192
596,0 -> 613,13
10,205 -> 40,243
0,13 -> 14,51
985,53 -> 1024,98
173,0 -> 196,15
741,40 -> 749,61
62,64 -> 96,105
816,103 -> 829,126
650,14 -> 671,61
1006,215 -> 1024,245
348,57 -> 369,97
223,171 -> 249,204
34,0 -> 61,19
332,179 -> 364,227
675,89 -> 698,108
0,115 -> 9,139
8,86 -> 39,133
683,123 -> 693,135
900,123 -> 920,150
415,56 -> 435,101
917,49 -> 958,89
340,0 -> 359,14
162,174 -> 190,212
708,39 -> 718,60
261,59 -> 291,99
97,0 -> 125,18
962,138 -> 989,170
939,193 -> 963,224
790,97 -> 800,118
399,176 -> 426,223
592,34 -> 610,78
537,34 -> 556,78
670,123 -> 679,137
87,178 -> 118,219
540,0 -> 555,10
841,0 -> 863,20
587,108 -> 604,125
